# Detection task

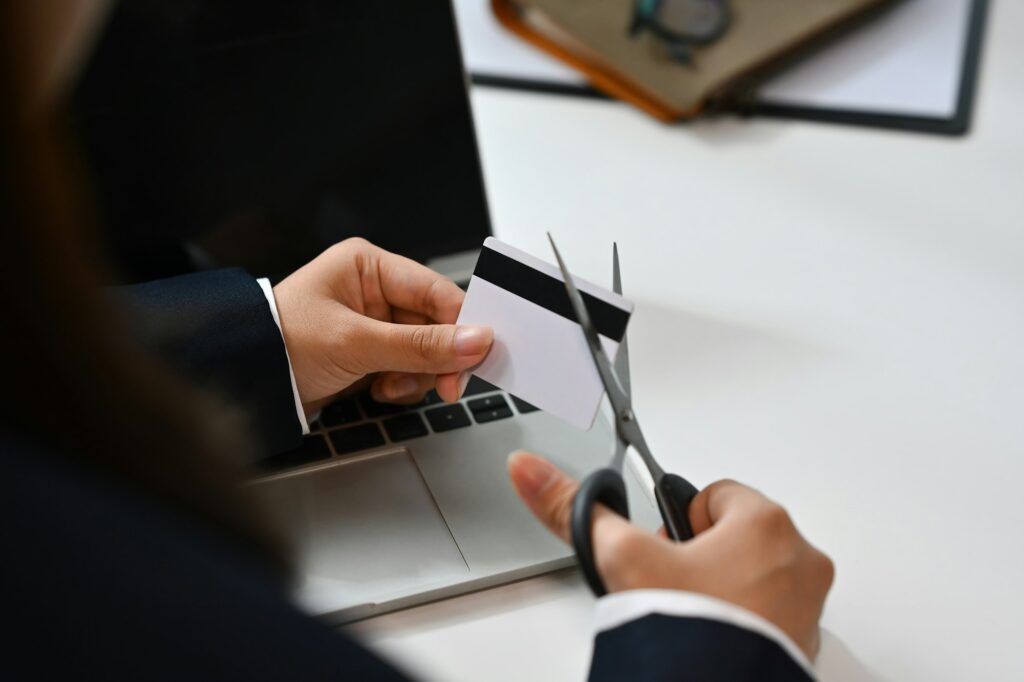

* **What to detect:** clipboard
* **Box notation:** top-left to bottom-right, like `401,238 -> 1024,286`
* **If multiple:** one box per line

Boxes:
459,0 -> 989,136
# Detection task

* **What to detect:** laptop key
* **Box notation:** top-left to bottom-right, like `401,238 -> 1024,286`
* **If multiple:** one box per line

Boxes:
511,396 -> 540,414
467,394 -> 509,414
321,398 -> 361,427
468,394 -> 512,424
329,422 -> 386,455
259,434 -> 331,472
382,413 -> 429,442
473,406 -> 513,424
462,375 -> 499,397
424,404 -> 471,432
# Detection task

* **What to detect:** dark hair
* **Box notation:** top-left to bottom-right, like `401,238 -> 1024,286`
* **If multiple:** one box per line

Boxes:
0,7 -> 289,577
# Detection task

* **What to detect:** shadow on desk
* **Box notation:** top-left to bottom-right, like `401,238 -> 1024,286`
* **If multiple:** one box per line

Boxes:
629,299 -> 832,403
817,629 -> 893,682
684,114 -> 793,149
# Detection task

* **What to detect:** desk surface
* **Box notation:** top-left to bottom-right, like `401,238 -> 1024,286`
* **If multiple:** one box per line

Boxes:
352,3 -> 1024,680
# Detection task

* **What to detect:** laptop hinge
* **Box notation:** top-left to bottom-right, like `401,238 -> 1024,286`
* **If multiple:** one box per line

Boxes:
427,248 -> 480,286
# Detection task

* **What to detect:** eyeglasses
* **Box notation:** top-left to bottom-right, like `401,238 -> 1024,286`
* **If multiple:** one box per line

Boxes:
629,0 -> 731,63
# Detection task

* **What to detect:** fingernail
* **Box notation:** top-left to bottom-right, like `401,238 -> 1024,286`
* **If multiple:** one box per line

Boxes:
507,451 -> 558,499
456,370 -> 471,398
386,375 -> 419,400
454,326 -> 493,356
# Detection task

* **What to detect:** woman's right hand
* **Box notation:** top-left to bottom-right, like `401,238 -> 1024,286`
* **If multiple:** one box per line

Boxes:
507,451 -> 835,661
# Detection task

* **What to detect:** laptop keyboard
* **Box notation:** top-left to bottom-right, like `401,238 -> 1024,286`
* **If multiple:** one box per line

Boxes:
258,376 -> 539,474
423,403 -> 472,432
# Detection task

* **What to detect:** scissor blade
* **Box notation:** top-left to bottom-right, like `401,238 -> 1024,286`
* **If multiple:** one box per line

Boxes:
612,243 -> 622,295
547,233 -> 631,414
612,244 -> 632,400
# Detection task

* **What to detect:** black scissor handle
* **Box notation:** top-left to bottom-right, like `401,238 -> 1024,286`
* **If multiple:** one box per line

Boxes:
655,473 -> 699,541
572,470 -> 700,596
571,468 -> 630,597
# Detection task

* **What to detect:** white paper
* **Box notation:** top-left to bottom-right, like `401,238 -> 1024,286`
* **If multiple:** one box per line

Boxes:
757,0 -> 972,118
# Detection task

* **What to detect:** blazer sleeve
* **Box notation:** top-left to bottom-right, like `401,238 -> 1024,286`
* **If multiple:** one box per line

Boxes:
589,613 -> 814,682
117,268 -> 303,456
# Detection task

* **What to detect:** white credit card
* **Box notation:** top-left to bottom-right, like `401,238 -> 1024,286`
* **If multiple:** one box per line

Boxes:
457,237 -> 634,431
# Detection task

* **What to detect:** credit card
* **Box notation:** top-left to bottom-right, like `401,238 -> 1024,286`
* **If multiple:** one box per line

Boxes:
456,237 -> 633,431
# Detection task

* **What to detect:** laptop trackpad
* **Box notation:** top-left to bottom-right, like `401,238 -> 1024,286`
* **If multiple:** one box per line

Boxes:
253,450 -> 468,611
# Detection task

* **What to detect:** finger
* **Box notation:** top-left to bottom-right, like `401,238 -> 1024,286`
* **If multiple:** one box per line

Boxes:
370,372 -> 435,404
435,370 -> 469,403
688,479 -> 769,535
392,309 -> 430,326
507,451 -> 672,592
506,451 -> 629,542
390,312 -> 454,406
376,248 -> 465,323
351,317 -> 492,375
338,375 -> 374,397
591,510 -> 671,592
507,451 -> 581,543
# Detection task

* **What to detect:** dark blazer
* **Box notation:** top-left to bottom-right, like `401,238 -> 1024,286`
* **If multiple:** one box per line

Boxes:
6,268 -> 811,681
118,268 -> 304,456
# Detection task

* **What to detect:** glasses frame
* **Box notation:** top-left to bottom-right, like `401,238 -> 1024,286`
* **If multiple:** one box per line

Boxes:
629,0 -> 732,62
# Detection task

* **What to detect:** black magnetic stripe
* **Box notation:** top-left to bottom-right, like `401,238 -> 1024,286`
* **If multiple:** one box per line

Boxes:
473,247 -> 629,342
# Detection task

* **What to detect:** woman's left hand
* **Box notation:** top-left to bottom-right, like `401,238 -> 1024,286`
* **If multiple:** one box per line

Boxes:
272,238 -> 492,416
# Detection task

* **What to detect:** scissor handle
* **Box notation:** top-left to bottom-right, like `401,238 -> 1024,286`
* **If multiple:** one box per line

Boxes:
571,468 -> 630,597
572,470 -> 700,596
655,473 -> 699,541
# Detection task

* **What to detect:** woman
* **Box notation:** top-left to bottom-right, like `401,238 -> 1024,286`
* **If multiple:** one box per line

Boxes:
1,3 -> 833,680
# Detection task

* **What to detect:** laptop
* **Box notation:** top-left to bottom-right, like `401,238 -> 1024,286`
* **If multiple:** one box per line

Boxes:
73,0 -> 658,623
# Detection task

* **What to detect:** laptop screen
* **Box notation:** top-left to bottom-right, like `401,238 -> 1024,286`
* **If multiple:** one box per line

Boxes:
73,0 -> 492,282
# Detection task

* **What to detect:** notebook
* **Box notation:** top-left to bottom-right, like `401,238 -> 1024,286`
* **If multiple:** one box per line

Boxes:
456,0 -> 989,135
491,0 -> 889,120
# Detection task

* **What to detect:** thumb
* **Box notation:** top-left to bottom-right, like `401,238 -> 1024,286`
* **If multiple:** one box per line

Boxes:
507,451 -> 580,543
352,318 -> 492,375
509,451 -> 675,592
507,451 -> 634,543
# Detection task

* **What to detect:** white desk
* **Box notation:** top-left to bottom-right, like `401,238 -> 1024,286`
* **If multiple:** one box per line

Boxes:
353,3 -> 1024,679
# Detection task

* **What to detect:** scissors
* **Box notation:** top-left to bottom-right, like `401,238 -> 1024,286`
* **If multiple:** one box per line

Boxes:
548,234 -> 700,597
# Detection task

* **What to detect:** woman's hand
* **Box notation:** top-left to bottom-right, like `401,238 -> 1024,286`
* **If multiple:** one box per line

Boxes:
272,238 -> 492,415
507,452 -> 834,661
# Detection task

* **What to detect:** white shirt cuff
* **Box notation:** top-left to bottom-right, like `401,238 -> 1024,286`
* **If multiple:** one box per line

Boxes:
256,278 -> 310,436
596,589 -> 815,679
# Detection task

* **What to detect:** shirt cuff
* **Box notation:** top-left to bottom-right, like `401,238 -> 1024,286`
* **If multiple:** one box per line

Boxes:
596,589 -> 815,679
256,278 -> 310,436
